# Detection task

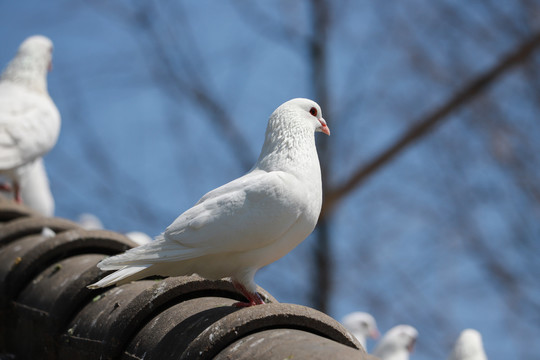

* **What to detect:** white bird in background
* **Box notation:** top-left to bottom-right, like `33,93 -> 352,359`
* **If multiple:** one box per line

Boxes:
341,311 -> 380,350
373,325 -> 418,360
77,213 -> 104,230
41,227 -> 56,238
89,98 -> 330,307
447,329 -> 488,360
18,158 -> 54,216
0,35 -> 60,204
125,231 -> 153,246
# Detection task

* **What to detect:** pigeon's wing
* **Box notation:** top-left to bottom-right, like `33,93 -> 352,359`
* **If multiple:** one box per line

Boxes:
98,171 -> 306,269
193,169 -> 263,206
167,170 -> 304,251
0,83 -> 60,169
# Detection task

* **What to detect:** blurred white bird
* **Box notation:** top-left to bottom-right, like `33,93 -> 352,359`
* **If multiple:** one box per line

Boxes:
41,226 -> 56,238
447,329 -> 487,360
88,98 -> 330,307
77,213 -> 104,230
18,158 -> 54,216
125,231 -> 152,246
77,213 -> 152,245
341,311 -> 380,350
373,325 -> 418,360
0,35 -> 60,204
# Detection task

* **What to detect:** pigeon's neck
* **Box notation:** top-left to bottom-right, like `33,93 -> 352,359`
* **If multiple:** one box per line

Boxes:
255,120 -> 321,181
1,56 -> 48,94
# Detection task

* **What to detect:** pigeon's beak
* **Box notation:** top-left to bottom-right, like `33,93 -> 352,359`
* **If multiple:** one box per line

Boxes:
370,329 -> 380,340
48,60 -> 53,72
318,118 -> 330,136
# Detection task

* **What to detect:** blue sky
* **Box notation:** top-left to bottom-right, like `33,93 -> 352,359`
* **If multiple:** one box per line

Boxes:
2,1 -> 539,359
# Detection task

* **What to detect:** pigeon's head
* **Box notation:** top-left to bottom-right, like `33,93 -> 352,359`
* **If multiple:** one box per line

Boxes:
18,35 -> 54,73
451,329 -> 486,358
274,98 -> 330,136
343,312 -> 380,340
380,325 -> 418,354
2,35 -> 54,92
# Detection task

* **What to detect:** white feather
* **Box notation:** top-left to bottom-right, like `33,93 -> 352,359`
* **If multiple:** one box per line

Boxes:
88,266 -> 151,289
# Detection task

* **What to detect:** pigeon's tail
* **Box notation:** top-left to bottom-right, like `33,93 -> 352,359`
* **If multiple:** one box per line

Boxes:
87,234 -> 203,289
96,234 -> 205,270
87,265 -> 150,289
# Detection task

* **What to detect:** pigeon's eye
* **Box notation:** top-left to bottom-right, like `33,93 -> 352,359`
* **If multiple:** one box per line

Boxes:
309,107 -> 318,117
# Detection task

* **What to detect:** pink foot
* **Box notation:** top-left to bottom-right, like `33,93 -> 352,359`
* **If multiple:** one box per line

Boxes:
0,182 -> 22,204
232,301 -> 256,308
232,280 -> 265,307
13,182 -> 22,204
0,183 -> 12,192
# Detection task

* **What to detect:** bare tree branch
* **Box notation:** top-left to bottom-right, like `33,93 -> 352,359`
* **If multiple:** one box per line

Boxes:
229,0 -> 309,52
308,0 -> 333,313
322,30 -> 540,217
87,0 -> 256,171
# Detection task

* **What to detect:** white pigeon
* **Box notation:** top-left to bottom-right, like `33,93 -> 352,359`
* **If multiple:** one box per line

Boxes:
373,325 -> 418,360
77,213 -> 104,230
341,312 -> 380,350
447,329 -> 487,360
125,231 -> 153,246
0,35 -> 60,203
18,158 -> 54,216
88,98 -> 330,306
41,227 -> 56,238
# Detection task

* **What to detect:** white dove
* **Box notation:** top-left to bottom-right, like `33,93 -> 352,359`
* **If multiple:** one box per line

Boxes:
0,35 -> 60,203
373,325 -> 418,360
89,98 -> 330,306
77,213 -> 104,230
125,231 -> 153,246
447,329 -> 487,360
341,312 -> 380,350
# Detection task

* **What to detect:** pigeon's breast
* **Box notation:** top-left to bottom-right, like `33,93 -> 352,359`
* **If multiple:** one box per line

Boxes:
0,83 -> 60,169
242,173 -> 321,267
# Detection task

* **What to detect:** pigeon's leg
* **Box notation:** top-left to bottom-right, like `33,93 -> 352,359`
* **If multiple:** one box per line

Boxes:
0,183 -> 12,192
0,182 -> 22,203
232,280 -> 265,307
13,182 -> 22,203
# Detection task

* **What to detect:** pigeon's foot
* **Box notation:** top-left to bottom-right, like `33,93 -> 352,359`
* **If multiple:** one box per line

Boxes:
13,182 -> 22,204
232,281 -> 265,307
0,182 -> 22,204
232,294 -> 265,308
232,301 -> 255,308
0,183 -> 12,192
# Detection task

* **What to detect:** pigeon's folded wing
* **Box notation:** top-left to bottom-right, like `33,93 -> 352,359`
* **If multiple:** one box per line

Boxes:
0,84 -> 60,169
167,170 -> 304,252
98,171 -> 305,269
